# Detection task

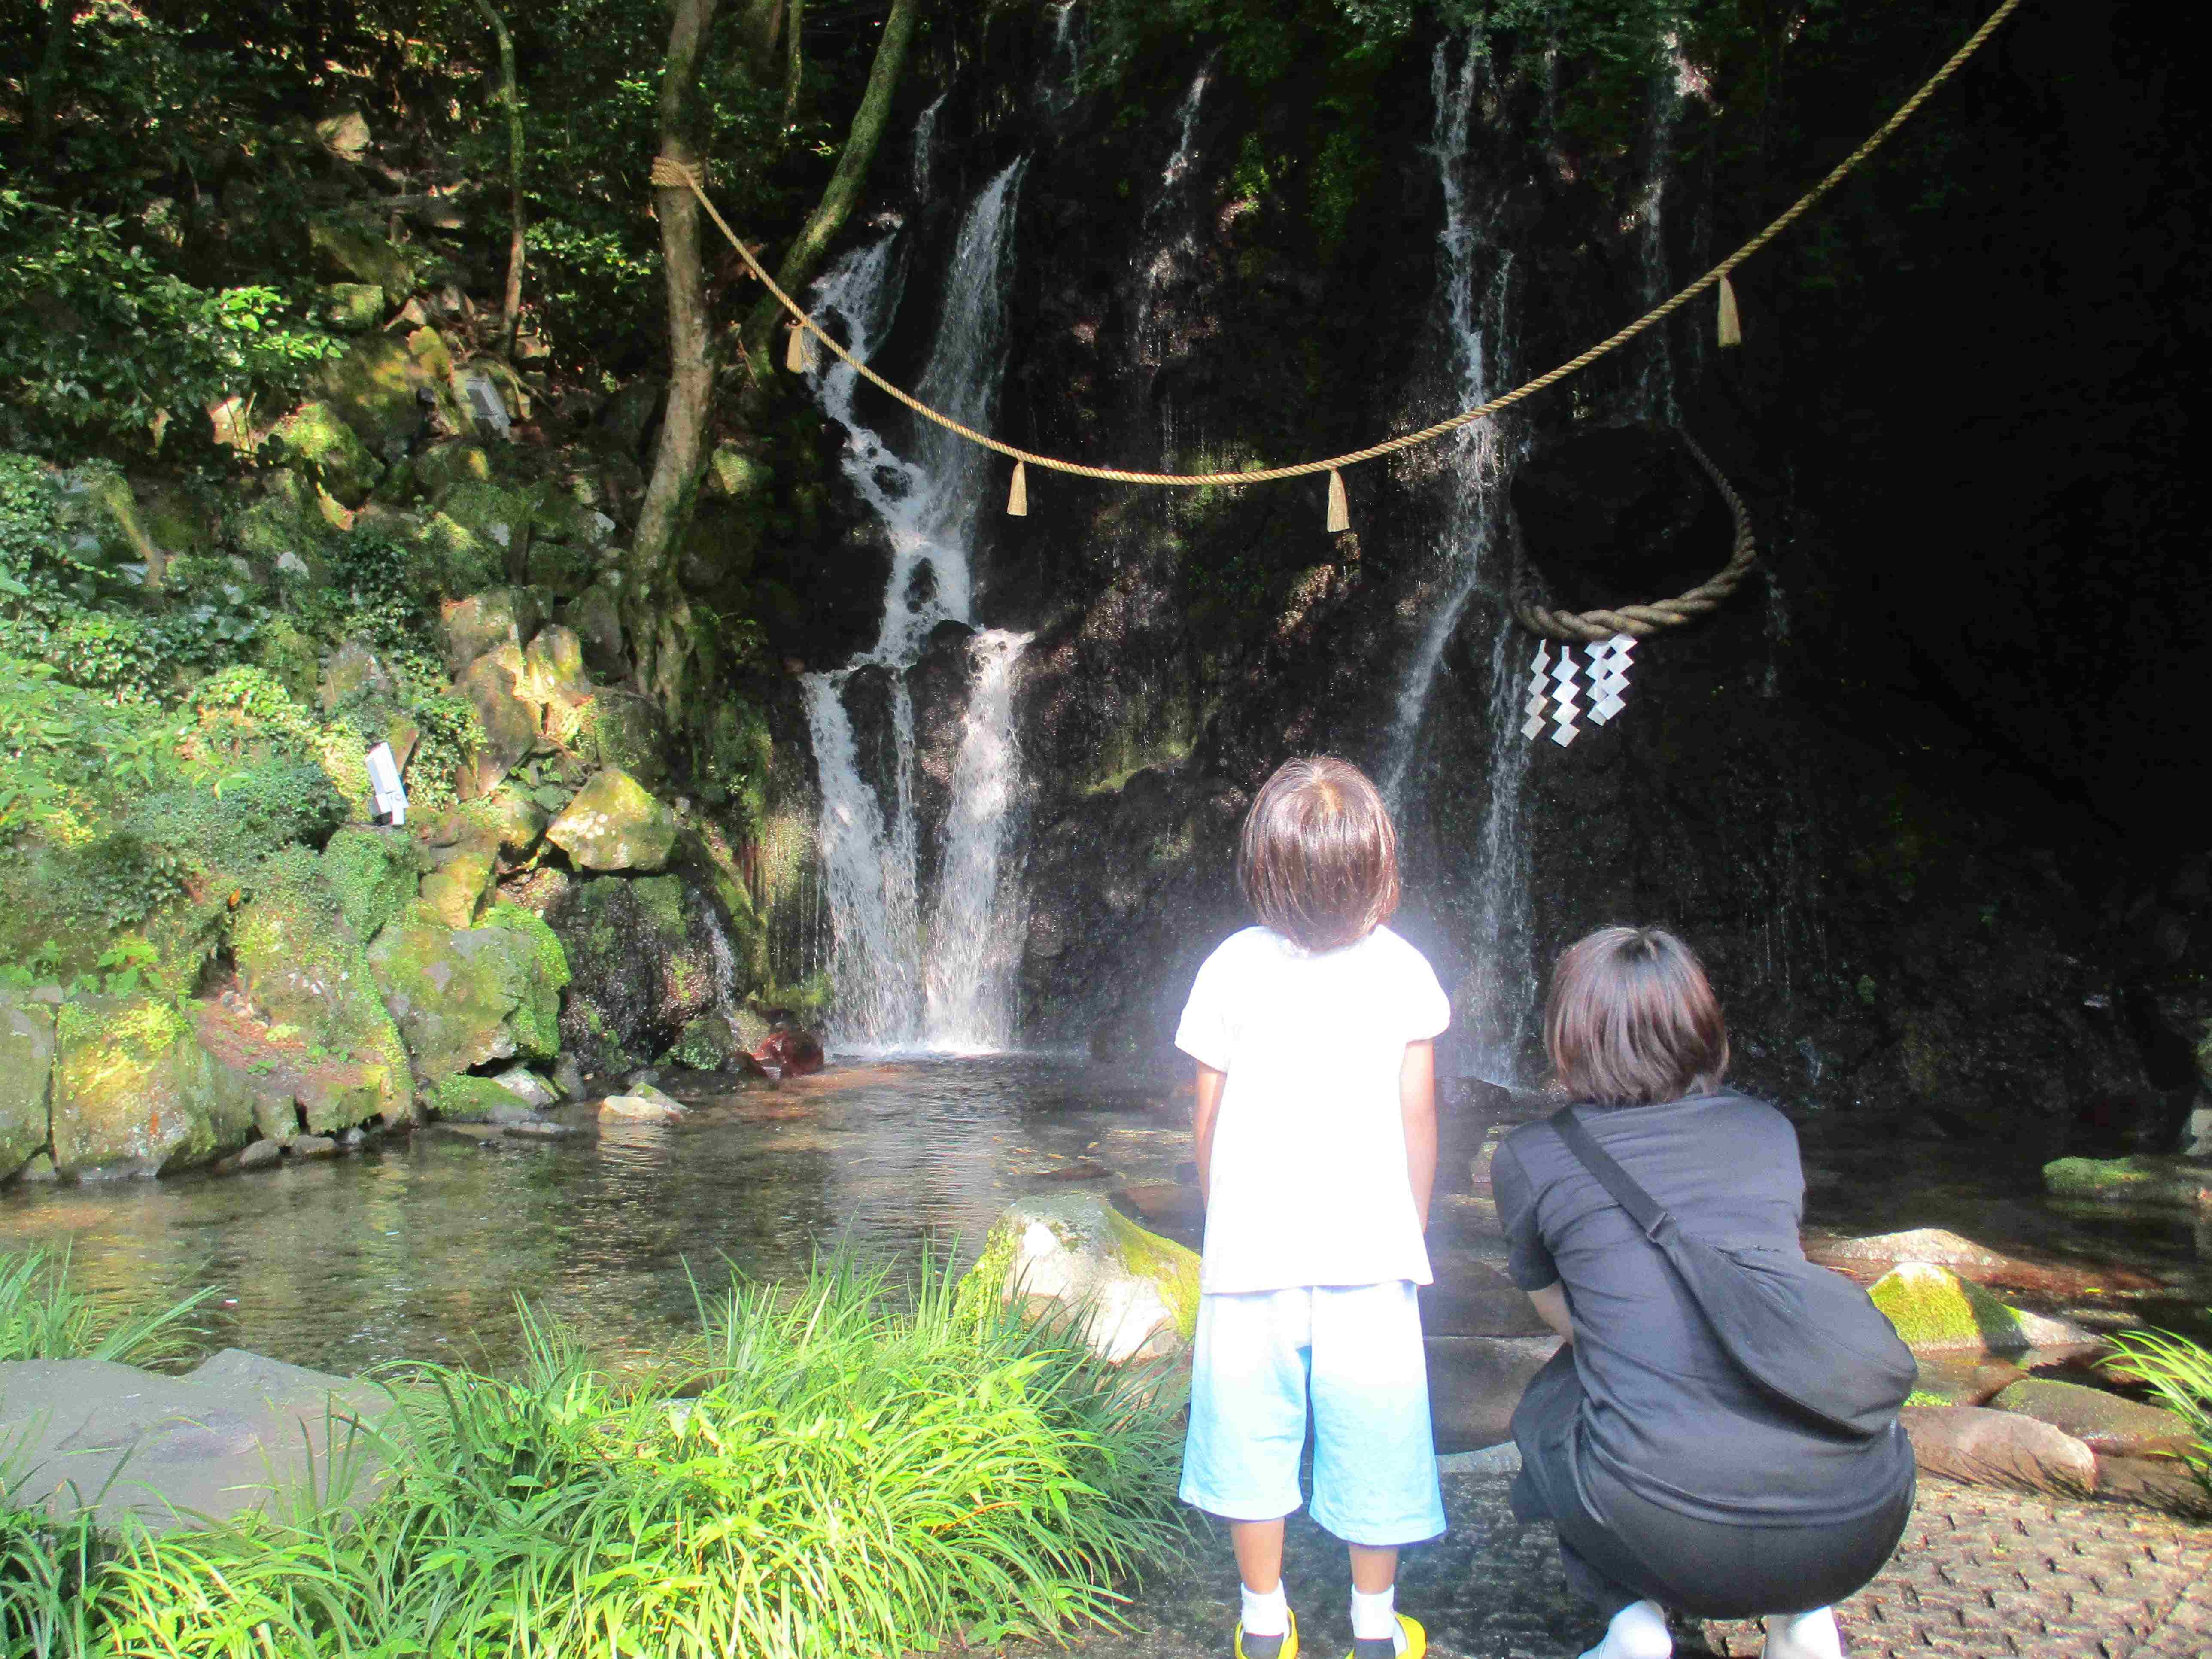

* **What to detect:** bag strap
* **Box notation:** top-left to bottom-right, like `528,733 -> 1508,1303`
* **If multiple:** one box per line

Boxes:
1547,1107 -> 1671,1240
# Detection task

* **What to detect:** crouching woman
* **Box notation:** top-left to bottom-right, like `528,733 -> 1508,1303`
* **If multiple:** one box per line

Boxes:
1494,927 -> 1914,1659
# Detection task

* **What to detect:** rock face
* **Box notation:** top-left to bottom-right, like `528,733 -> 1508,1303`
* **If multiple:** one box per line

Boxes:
962,1192 -> 1200,1366
1901,1404 -> 2098,1497
2043,1155 -> 2212,1209
546,873 -> 730,1068
2,994 -> 56,1181
1867,1261 -> 2098,1355
367,904 -> 570,1080
546,768 -> 677,872
0,1350 -> 388,1531
49,997 -> 256,1178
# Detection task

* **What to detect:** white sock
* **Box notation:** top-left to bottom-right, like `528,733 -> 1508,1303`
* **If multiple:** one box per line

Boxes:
1240,1581 -> 1288,1639
1762,1607 -> 1841,1659
1578,1598 -> 1672,1659
1349,1585 -> 1401,1647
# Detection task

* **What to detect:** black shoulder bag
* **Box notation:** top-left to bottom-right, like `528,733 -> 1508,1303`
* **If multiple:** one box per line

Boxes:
1549,1106 -> 1917,1440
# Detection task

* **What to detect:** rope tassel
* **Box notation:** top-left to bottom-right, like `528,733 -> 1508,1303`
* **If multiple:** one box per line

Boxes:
1325,468 -> 1349,533
1717,275 -> 1742,348
785,322 -> 814,373
1006,459 -> 1028,517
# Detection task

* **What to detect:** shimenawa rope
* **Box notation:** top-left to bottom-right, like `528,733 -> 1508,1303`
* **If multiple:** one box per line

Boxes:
649,0 -> 2021,638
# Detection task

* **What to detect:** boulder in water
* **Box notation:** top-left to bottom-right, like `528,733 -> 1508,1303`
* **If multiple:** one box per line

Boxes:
546,768 -> 677,872
599,1088 -> 687,1122
1867,1261 -> 2100,1355
2,994 -> 56,1182
49,997 -> 255,1179
753,1026 -> 823,1078
960,1192 -> 1199,1366
2043,1155 -> 2212,1209
1807,1226 -> 2158,1295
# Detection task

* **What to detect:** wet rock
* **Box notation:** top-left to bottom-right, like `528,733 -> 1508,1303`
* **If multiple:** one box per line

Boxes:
960,1192 -> 1200,1365
2043,1155 -> 2212,1209
425,1073 -> 542,1123
547,768 -> 677,872
503,1118 -> 579,1139
234,1139 -> 283,1173
267,402 -> 384,507
1990,1378 -> 2196,1456
1426,1337 -> 1565,1453
231,850 -> 412,1129
0,1352 -> 389,1531
599,1091 -> 687,1122
489,1065 -> 562,1109
546,873 -> 726,1068
1905,1355 -> 2027,1407
1900,1404 -> 2097,1497
1036,1159 -> 1116,1182
366,904 -> 570,1080
659,1014 -> 739,1072
552,1054 -> 586,1100
1868,1261 -> 2100,1355
752,1025 -> 823,1078
50,997 -> 255,1179
290,1133 -> 340,1158
1808,1227 -> 2156,1296
1,993 -> 56,1182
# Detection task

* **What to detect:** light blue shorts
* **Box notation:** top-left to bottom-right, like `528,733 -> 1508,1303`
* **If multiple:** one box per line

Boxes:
1180,1280 -> 1446,1547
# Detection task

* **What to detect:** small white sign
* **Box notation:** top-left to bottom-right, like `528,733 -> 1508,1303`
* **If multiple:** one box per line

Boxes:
365,742 -> 409,827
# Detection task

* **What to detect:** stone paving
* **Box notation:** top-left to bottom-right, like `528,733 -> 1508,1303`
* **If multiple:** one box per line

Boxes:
1028,1473 -> 2212,1659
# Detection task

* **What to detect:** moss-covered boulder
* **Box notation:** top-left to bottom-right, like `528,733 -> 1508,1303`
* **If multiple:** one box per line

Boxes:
545,873 -> 726,1068
2043,1155 -> 2212,1210
559,581 -> 628,681
659,1014 -> 755,1073
1868,1261 -> 2098,1355
49,997 -> 255,1178
2,994 -> 56,1182
424,1071 -> 541,1124
368,903 -> 568,1079
321,826 -> 419,943
546,768 -> 676,872
230,850 -> 412,1129
308,223 -> 417,296
959,1192 -> 1200,1365
456,646 -> 539,797
571,690 -> 668,785
267,403 -> 385,507
1990,1377 -> 2195,1456
439,588 -> 548,675
414,441 -> 493,499
438,481 -> 532,573
315,334 -> 427,454
318,283 -> 385,333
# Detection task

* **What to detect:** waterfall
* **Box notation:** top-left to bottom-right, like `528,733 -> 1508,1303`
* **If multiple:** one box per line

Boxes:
799,159 -> 1033,1053
1458,615 -> 1540,1082
912,90 -> 947,201
1133,55 -> 1215,376
1040,3 -> 1084,117
1635,50 -> 1685,422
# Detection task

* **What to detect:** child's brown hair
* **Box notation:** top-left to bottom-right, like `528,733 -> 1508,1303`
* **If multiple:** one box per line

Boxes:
1237,755 -> 1401,951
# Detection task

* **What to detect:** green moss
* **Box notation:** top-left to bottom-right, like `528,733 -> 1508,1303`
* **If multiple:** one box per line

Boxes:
268,402 -> 385,506
425,1071 -> 523,1122
1869,1262 -> 2030,1353
484,902 -> 570,1060
1104,1207 -> 1201,1342
130,761 -> 346,872
321,826 -> 420,943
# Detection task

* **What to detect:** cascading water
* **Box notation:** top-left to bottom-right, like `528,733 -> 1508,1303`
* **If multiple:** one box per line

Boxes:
1133,55 -> 1215,379
1635,50 -> 1685,422
799,158 -> 1035,1053
1039,3 -> 1084,118
911,91 -> 946,201
1374,37 -> 1538,1085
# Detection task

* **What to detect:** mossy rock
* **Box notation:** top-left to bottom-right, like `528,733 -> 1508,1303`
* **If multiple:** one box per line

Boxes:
546,768 -> 677,872
659,1014 -> 739,1071
1868,1261 -> 2097,1355
318,283 -> 385,333
425,1071 -> 533,1123
545,873 -> 722,1068
232,491 -> 334,567
957,1191 -> 1200,1364
49,995 -> 255,1178
438,588 -> 548,675
1,994 -> 57,1182
414,442 -> 494,500
129,760 -> 347,872
524,538 -> 595,599
571,691 -> 668,786
1989,1377 -> 2194,1455
413,513 -> 502,599
308,223 -> 418,295
315,334 -> 428,454
230,848 -> 413,1129
437,481 -> 532,569
704,443 -> 773,500
559,582 -> 628,681
2043,1155 -> 2212,1210
368,903 -> 568,1079
267,402 -> 385,507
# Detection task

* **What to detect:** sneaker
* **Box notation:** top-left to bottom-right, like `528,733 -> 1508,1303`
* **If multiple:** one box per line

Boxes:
1235,1608 -> 1299,1659
1347,1612 -> 1426,1659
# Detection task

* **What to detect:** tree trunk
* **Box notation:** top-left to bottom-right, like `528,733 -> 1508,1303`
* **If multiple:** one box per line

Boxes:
736,0 -> 919,374
470,0 -> 527,358
628,0 -> 722,710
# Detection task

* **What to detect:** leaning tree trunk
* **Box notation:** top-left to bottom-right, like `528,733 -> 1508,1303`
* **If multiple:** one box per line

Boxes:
471,0 -> 527,358
736,0 -> 919,376
628,0 -> 723,711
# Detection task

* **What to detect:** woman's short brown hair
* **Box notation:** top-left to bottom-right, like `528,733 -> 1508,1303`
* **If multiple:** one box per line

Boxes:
1238,755 -> 1402,952
1545,926 -> 1729,1105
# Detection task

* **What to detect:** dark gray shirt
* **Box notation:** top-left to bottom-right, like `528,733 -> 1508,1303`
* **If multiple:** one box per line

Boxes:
1495,1091 -> 1914,1526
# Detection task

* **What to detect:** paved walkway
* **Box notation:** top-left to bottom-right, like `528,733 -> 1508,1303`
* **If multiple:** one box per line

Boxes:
1030,1473 -> 2212,1659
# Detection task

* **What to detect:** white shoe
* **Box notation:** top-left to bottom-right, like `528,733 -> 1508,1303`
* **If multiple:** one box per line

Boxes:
1577,1599 -> 1671,1659
1762,1607 -> 1841,1659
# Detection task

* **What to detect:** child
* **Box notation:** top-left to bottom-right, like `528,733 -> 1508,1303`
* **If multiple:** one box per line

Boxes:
1176,755 -> 1450,1659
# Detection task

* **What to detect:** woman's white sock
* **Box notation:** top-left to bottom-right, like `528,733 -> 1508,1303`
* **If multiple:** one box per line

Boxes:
1578,1598 -> 1672,1659
1762,1607 -> 1841,1659
1349,1585 -> 1401,1647
1240,1581 -> 1288,1639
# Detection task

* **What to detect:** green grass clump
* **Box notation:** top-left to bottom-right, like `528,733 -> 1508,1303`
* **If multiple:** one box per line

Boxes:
2104,1316 -> 2212,1495
0,1253 -> 1189,1657
0,1245 -> 213,1368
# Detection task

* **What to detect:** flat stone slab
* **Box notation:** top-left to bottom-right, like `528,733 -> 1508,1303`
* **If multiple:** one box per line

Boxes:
0,1351 -> 390,1532
1017,1475 -> 2212,1659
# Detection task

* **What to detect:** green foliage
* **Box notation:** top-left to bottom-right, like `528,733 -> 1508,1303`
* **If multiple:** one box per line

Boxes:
2103,1321 -> 2212,1497
0,1245 -> 214,1368
3,1254 -> 1188,1657
0,191 -> 338,455
0,651 -> 188,834
131,759 -> 349,871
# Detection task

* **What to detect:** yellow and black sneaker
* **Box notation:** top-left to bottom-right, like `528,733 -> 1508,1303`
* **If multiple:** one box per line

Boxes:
1346,1612 -> 1426,1659
1234,1608 -> 1299,1659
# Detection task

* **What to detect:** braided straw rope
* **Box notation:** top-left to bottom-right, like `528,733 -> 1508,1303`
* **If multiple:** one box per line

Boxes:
1513,431 -> 1758,641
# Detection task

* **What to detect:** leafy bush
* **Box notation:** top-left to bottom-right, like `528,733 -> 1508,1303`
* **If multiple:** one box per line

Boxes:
3,1254 -> 1188,1658
130,759 -> 348,871
2104,1319 -> 2212,1497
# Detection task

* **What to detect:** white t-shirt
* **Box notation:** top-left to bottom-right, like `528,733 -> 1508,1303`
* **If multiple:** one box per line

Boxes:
1174,924 -> 1451,1294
